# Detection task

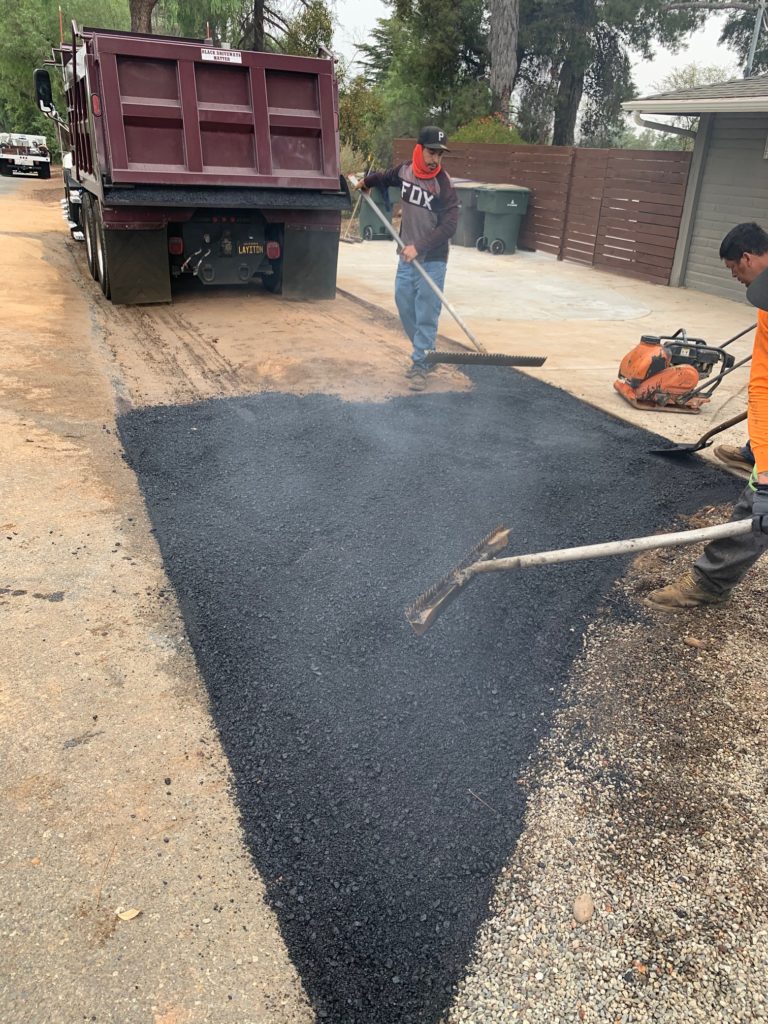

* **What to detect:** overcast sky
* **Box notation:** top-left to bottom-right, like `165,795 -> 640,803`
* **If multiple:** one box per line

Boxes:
332,2 -> 743,95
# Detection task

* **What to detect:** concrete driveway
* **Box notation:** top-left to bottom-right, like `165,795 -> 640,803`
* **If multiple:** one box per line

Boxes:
338,242 -> 755,461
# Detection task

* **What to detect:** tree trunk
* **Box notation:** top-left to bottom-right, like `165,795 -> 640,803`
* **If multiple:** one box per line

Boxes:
489,0 -> 520,120
552,58 -> 584,146
130,0 -> 159,34
253,0 -> 265,50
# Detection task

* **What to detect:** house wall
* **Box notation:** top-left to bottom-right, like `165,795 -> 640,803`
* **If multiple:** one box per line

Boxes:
682,113 -> 768,301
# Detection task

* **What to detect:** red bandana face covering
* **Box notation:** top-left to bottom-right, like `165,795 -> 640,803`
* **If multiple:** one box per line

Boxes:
411,144 -> 441,180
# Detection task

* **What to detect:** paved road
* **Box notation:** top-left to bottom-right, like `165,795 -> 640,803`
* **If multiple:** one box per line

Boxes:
119,368 -> 736,1023
0,174 -> 24,197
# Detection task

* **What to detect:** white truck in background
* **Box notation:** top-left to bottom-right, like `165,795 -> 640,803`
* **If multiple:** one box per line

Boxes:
0,133 -> 51,178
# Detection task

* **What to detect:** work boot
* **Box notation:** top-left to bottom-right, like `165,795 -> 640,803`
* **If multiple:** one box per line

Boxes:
643,570 -> 728,612
408,369 -> 428,392
713,444 -> 754,475
405,364 -> 421,379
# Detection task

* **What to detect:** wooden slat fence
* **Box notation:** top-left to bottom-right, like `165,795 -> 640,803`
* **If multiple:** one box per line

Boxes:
392,140 -> 692,285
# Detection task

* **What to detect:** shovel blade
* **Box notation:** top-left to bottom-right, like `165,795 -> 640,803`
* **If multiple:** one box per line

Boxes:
649,444 -> 702,456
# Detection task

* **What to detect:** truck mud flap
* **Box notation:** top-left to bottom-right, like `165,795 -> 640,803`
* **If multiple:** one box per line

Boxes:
280,227 -> 340,300
104,228 -> 171,305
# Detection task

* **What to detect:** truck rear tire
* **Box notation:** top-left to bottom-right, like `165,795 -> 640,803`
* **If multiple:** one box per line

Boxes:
38,163 -> 51,180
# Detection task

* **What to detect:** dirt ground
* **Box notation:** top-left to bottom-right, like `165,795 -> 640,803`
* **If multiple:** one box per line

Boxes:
0,175 -> 469,1023
4,173 -> 768,1024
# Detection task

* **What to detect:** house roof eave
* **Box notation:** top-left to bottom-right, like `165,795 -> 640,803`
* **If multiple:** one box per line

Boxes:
622,97 -> 768,114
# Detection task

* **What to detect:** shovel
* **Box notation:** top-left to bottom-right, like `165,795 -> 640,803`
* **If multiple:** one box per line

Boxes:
353,186 -> 546,370
649,410 -> 748,456
405,519 -> 751,635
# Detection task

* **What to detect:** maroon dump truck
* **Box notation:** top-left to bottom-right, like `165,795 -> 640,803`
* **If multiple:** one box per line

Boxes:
34,24 -> 350,304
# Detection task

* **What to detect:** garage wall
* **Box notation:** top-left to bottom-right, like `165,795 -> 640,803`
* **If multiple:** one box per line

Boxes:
683,113 -> 768,300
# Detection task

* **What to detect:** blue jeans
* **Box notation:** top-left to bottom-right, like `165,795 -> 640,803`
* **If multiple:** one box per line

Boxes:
394,259 -> 447,369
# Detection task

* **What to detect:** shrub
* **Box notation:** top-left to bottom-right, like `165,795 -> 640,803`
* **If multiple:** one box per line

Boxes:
451,114 -> 524,145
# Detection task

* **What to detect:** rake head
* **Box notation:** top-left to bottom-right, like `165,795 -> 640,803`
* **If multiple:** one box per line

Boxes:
425,352 -> 546,368
405,526 -> 511,636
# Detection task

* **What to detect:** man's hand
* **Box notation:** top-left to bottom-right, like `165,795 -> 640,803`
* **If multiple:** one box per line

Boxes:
348,174 -> 368,192
400,244 -> 418,263
753,483 -> 768,536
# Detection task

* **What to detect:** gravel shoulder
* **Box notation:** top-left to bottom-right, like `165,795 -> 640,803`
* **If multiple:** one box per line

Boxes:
448,506 -> 768,1024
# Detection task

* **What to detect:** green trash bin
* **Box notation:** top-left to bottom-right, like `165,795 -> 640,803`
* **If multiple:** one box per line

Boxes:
475,184 -> 530,255
359,185 -> 401,241
453,180 -> 486,248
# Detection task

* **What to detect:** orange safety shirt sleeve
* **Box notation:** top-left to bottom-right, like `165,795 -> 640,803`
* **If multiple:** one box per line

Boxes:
749,308 -> 768,475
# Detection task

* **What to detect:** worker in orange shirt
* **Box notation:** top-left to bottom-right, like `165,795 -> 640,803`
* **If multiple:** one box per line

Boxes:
646,221 -> 768,610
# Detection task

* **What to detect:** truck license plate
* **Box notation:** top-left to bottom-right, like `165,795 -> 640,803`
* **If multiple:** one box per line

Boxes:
238,242 -> 264,255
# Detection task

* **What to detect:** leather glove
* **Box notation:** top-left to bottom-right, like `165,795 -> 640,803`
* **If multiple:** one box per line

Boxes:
753,484 -> 768,537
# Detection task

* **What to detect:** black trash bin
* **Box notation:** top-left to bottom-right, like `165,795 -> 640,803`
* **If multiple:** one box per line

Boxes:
453,180 -> 486,248
359,186 -> 401,241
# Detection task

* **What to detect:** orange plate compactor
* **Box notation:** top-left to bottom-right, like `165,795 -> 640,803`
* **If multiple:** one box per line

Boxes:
614,331 -> 737,413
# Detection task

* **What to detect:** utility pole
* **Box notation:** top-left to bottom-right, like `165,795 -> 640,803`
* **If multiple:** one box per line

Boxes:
745,0 -> 767,76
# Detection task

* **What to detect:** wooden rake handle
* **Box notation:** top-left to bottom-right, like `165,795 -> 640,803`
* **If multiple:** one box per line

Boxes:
357,189 -> 487,355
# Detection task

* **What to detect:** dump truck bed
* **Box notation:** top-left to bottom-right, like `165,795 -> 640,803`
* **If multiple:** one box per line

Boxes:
79,29 -> 341,190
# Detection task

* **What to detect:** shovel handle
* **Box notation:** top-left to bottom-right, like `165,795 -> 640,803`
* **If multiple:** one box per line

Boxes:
469,519 -> 752,576
695,409 -> 748,446
357,189 -> 487,355
684,352 -> 752,399
719,324 -> 756,350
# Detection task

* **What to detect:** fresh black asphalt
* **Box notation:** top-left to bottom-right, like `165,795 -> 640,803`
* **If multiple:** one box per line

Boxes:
119,369 -> 737,1023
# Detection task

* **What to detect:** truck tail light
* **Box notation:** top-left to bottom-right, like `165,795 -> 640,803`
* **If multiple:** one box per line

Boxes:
266,241 -> 280,260
168,236 -> 184,255
91,94 -> 102,116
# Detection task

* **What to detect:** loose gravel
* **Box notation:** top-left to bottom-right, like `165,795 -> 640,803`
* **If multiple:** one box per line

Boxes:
119,369 -> 738,1023
447,507 -> 768,1024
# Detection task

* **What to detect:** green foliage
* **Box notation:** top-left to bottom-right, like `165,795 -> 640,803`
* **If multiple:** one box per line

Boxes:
338,75 -> 385,161
513,57 -> 557,144
516,0 -> 707,145
452,113 -> 523,143
154,0 -> 334,54
0,0 -> 127,139
578,25 -> 634,147
356,4 -> 491,164
616,62 -> 737,152
338,141 -> 367,176
621,127 -> 691,151
155,0 -> 257,42
720,7 -> 768,76
271,0 -> 333,55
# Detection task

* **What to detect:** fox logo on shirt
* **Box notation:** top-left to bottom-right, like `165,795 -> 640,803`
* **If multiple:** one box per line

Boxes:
401,180 -> 436,212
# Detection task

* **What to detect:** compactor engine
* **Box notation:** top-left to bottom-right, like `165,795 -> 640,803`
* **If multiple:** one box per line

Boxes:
614,330 -> 735,412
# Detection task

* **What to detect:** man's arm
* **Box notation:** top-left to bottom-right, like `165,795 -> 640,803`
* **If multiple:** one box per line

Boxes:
749,311 -> 768,485
361,166 -> 403,191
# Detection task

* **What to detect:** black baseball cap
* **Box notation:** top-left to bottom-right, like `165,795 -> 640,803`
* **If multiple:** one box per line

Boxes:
418,126 -> 449,151
747,267 -> 768,311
